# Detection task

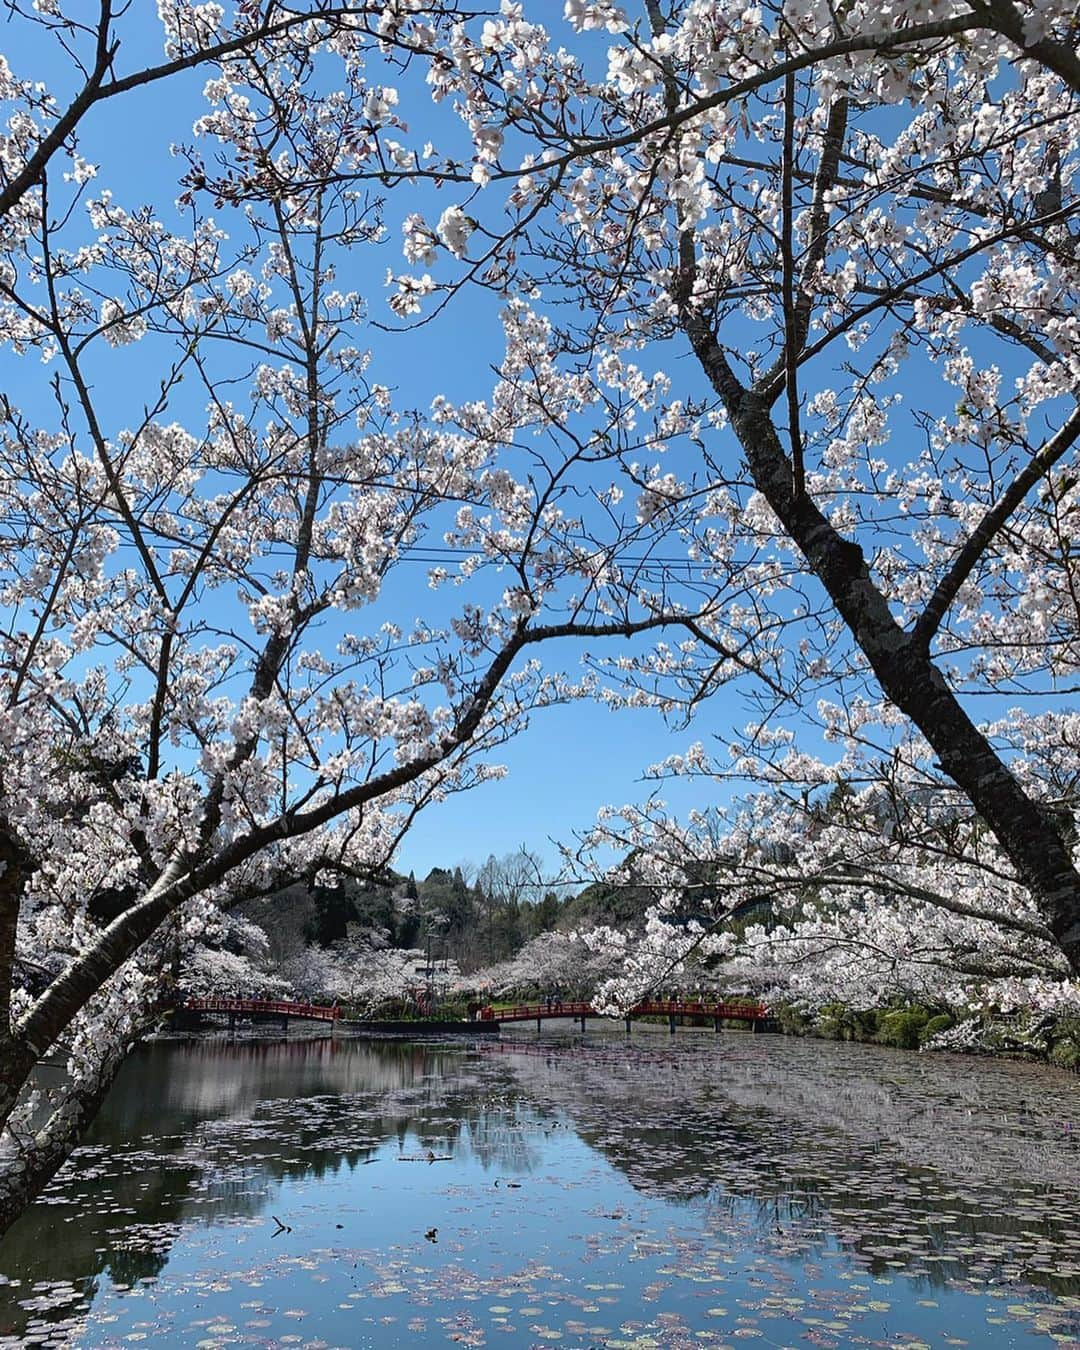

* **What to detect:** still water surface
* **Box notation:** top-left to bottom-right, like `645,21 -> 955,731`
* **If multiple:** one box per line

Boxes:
2,1030 -> 1080,1348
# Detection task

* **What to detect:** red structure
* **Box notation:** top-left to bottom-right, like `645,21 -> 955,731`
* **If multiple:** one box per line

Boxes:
182,997 -> 341,1023
480,999 -> 768,1025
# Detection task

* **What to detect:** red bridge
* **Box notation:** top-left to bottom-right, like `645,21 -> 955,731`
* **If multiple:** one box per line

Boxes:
181,997 -> 341,1023
481,999 -> 768,1027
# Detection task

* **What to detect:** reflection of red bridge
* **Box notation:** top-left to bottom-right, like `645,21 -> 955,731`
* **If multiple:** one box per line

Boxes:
182,997 -> 341,1023
481,999 -> 769,1029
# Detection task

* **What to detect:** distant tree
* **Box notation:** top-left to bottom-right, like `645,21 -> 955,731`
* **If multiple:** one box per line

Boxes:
474,931 -> 625,1001
525,892 -> 563,939
475,852 -> 543,961
304,878 -> 395,948
395,899 -> 422,952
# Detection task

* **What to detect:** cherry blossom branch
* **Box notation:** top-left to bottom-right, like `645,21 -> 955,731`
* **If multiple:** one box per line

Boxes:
964,0 -> 1080,94
758,92 -> 849,410
0,3 -> 391,219
780,71 -> 803,497
678,237 -> 1080,970
911,405 -> 1080,652
12,610 -> 688,1059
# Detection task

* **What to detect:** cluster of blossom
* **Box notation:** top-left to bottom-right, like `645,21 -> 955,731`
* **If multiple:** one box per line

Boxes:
333,0 -> 1080,694
278,937 -> 421,1015
572,712 -> 1080,1015
465,929 -> 628,999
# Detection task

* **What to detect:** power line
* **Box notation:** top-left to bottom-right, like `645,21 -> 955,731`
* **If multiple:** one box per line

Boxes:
0,526 -> 729,576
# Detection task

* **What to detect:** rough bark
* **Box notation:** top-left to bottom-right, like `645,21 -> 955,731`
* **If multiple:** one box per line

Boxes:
0,824 -> 27,1037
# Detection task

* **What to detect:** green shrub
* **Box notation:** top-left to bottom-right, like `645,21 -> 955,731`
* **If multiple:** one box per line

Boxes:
1049,1039 -> 1080,1070
817,1004 -> 879,1041
1048,1018 -> 1080,1069
876,1006 -> 931,1050
772,1002 -> 812,1036
813,1004 -> 848,1039
919,1013 -> 955,1044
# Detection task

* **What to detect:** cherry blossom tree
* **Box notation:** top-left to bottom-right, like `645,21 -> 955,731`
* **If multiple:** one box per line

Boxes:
0,1 -> 709,1234
467,928 -> 626,1000
180,910 -> 293,1001
343,0 -> 1080,994
573,724 -> 1080,1016
278,933 -> 418,1013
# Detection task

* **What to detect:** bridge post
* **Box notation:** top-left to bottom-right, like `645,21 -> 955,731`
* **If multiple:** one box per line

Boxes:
228,1011 -> 236,1034
536,1016 -> 542,1034
579,1013 -> 586,1033
714,1016 -> 722,1032
625,1016 -> 631,1034
668,1012 -> 676,1034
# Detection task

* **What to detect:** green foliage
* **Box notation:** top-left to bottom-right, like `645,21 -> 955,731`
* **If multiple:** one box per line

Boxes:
806,1003 -> 954,1050
920,1013 -> 955,1043
983,1011 -> 1054,1058
875,1006 -> 931,1050
770,1003 -> 813,1036
304,879 -> 396,946
815,1003 -> 880,1041
523,891 -> 561,937
769,999 -> 1080,1066
1048,1016 -> 1080,1069
559,878 -> 652,928
918,1015 -> 955,1042
1049,1039 -> 1080,1069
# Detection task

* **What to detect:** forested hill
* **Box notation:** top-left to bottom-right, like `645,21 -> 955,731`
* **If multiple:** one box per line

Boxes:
238,856 -> 598,977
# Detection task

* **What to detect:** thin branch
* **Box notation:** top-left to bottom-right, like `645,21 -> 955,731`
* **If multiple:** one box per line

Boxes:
911,404 -> 1080,650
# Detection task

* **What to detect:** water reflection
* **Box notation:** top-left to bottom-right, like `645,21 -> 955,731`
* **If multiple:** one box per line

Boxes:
496,1035 -> 1080,1293
1,1030 -> 1079,1348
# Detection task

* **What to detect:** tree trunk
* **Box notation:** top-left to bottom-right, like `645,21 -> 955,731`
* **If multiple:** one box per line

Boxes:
686,326 -> 1080,972
0,1037 -> 133,1241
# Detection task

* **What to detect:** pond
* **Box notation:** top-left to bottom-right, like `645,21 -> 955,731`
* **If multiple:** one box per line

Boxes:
1,1028 -> 1079,1348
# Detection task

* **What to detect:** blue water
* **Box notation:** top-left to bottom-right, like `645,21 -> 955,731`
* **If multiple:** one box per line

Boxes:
1,1031 -> 1079,1348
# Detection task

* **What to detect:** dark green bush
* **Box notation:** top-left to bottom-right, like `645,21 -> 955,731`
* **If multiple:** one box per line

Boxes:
1049,1039 -> 1080,1069
771,1002 -> 812,1036
817,1004 -> 880,1041
876,1006 -> 931,1050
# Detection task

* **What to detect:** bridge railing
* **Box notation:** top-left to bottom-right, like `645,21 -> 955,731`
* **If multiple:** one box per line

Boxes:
635,999 -> 769,1020
483,999 -> 768,1023
484,1001 -> 593,1021
181,997 -> 341,1022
